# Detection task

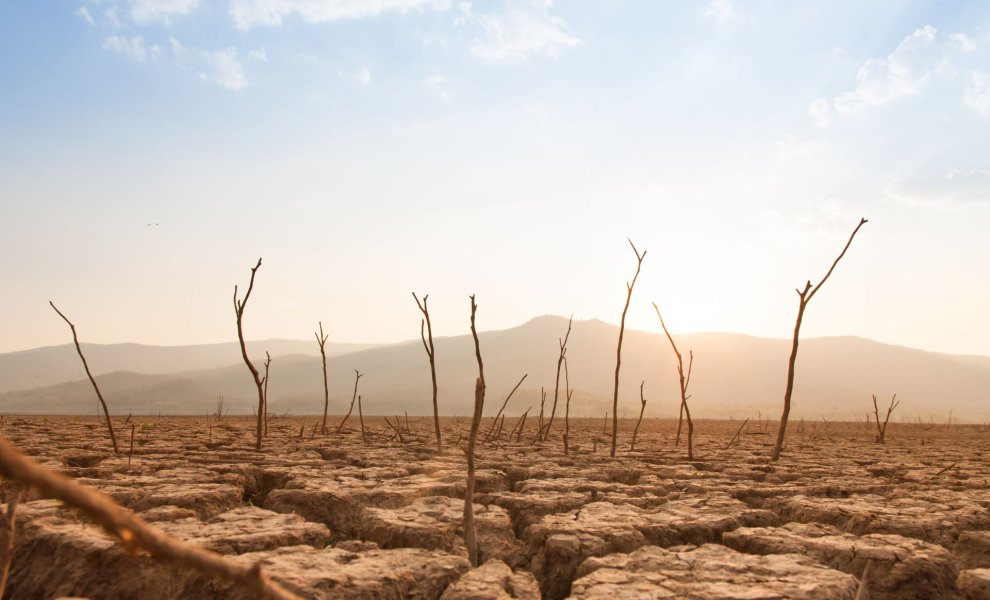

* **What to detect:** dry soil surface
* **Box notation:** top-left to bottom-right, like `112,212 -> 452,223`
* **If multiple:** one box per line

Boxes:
1,415 -> 987,599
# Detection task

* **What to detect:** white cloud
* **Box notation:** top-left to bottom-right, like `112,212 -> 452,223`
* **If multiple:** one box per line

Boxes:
248,47 -> 268,62
963,71 -> 990,117
229,0 -> 449,30
103,35 -> 161,61
833,25 -> 939,116
129,0 -> 201,25
77,6 -> 96,25
886,168 -> 990,206
807,98 -> 832,128
171,39 -> 248,91
702,0 -> 733,24
469,1 -> 579,62
104,7 -> 124,28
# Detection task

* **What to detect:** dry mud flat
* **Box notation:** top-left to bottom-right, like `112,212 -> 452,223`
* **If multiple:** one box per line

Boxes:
0,415 -> 988,599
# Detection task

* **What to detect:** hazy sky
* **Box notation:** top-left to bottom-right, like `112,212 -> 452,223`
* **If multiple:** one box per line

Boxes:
2,1 -> 989,356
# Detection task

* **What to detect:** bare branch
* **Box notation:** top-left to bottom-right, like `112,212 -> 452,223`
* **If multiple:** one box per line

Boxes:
0,436 -> 300,600
49,302 -> 118,453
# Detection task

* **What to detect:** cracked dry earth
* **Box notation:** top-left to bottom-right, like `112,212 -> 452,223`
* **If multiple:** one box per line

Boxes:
1,416 -> 989,599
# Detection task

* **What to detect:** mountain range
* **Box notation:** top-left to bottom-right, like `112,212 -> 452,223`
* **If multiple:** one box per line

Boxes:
1,316 -> 987,422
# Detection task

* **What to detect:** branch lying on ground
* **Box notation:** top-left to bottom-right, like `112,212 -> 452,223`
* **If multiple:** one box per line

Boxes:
0,436 -> 301,600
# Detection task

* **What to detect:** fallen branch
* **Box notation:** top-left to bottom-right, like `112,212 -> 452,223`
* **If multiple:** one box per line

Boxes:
0,436 -> 300,600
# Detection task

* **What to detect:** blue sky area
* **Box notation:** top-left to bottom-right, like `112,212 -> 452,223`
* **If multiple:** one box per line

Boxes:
1,1 -> 988,355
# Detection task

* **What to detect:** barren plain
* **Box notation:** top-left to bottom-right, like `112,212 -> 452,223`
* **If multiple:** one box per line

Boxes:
1,415 -> 989,599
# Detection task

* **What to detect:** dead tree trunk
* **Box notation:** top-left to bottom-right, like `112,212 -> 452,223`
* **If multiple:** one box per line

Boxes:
563,356 -> 573,455
50,302 -> 119,454
337,370 -> 363,433
543,316 -> 573,441
631,381 -> 647,451
262,352 -> 271,437
872,393 -> 899,444
464,295 -> 486,567
653,302 -> 694,460
611,239 -> 646,457
232,258 -> 266,451
537,387 -> 546,437
358,396 -> 366,444
315,322 -> 330,435
485,374 -> 527,443
772,218 -> 867,461
413,293 -> 442,453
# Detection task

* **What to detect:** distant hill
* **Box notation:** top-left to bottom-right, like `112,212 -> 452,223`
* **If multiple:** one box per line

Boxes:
2,316 -> 988,421
0,339 -> 376,394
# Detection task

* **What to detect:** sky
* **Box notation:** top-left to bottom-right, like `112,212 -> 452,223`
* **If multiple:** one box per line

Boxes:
1,0 -> 989,356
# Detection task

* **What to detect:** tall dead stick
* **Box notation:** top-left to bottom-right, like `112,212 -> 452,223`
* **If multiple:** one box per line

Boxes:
630,380 -> 647,451
315,322 -> 330,435
543,316 -> 572,441
772,218 -> 867,461
464,295 -> 486,567
413,293 -> 442,452
262,352 -> 271,437
336,370 -> 363,433
232,258 -> 266,451
654,302 -> 694,460
611,239 -> 646,457
49,302 -> 119,454
0,436 -> 300,600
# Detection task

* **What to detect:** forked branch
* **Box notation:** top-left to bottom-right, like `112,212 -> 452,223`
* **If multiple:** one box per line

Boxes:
611,239 -> 646,457
233,258 -> 266,450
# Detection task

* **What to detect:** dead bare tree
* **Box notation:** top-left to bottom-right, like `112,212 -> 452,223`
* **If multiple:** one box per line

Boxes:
0,490 -> 19,597
563,357 -> 573,455
49,302 -> 119,453
771,218 -> 868,461
537,387 -> 546,437
0,436 -> 300,599
611,239 -> 646,457
232,258 -> 266,451
653,302 -> 695,460
315,322 -> 330,435
630,381 -> 647,451
336,370 -> 363,433
464,295 -> 486,567
485,374 -> 527,443
262,352 -> 271,437
413,293 -> 442,453
509,407 -> 530,442
358,395 -> 366,444
543,316 -> 573,441
872,393 -> 900,444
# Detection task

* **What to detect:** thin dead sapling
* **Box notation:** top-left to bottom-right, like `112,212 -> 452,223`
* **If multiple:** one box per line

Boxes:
315,321 -> 330,435
611,239 -> 646,457
336,370 -> 364,432
49,302 -> 119,453
771,218 -> 867,462
543,316 -> 573,441
232,258 -> 266,451
872,393 -> 900,444
464,295 -> 486,567
413,292 -> 442,452
653,302 -> 695,460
